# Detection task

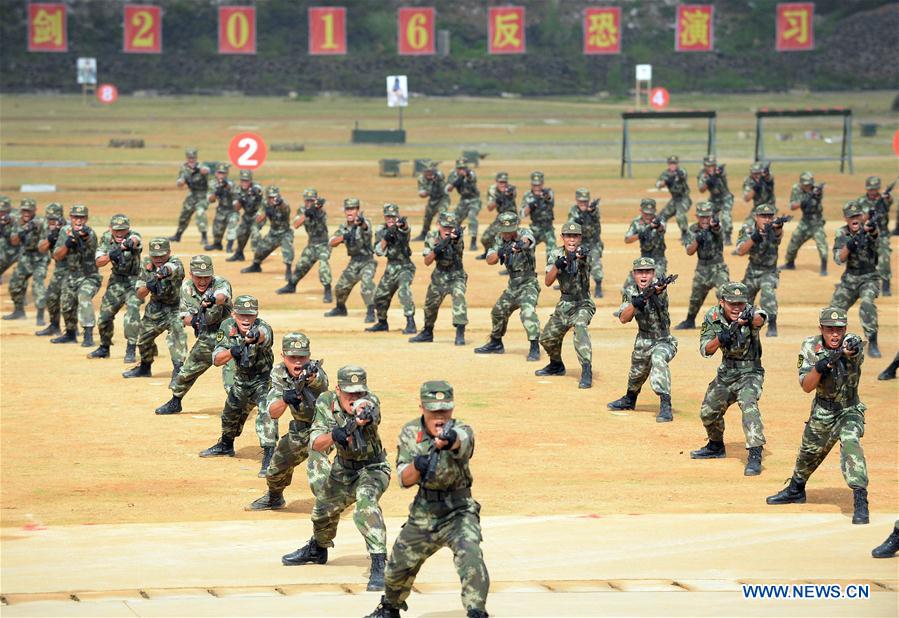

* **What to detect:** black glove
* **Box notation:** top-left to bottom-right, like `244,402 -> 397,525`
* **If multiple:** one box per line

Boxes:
554,255 -> 568,270
229,345 -> 243,362
108,247 -> 124,264
750,229 -> 764,244
282,389 -> 302,407
437,427 -> 458,450
413,454 -> 431,475
190,313 -> 201,335
631,295 -> 647,311
145,278 -> 161,295
331,426 -> 350,447
717,328 -> 733,349
845,236 -> 858,252
814,357 -> 832,375
123,237 -> 137,251
65,235 -> 78,249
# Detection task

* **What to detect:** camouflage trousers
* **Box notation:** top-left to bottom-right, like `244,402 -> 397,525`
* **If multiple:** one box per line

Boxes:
265,420 -> 332,496
311,460 -> 390,554
8,251 -> 49,308
583,242 -> 604,283
626,335 -> 678,396
171,333 -> 236,399
792,402 -> 867,489
699,366 -> 766,448
454,197 -> 482,239
335,257 -> 376,307
830,272 -> 879,339
234,215 -> 262,255
292,242 -> 332,286
176,192 -> 208,235
688,263 -> 730,318
221,373 -> 278,448
423,270 -> 468,328
530,223 -> 557,252
876,233 -> 891,284
136,300 -> 188,366
210,204 -> 236,246
44,265 -> 67,323
374,261 -> 416,321
422,196 -> 451,234
385,499 -> 489,612
660,195 -> 692,238
254,229 -> 294,265
61,273 -> 102,331
0,242 -> 20,278
480,217 -> 504,253
623,256 -> 667,290
743,267 -> 779,319
710,194 -> 734,241
783,219 -> 827,264
539,298 -> 595,364
97,275 -> 142,346
490,278 -> 540,341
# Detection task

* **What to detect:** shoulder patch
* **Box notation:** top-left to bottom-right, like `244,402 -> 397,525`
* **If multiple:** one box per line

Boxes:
216,330 -> 225,343
797,354 -> 803,369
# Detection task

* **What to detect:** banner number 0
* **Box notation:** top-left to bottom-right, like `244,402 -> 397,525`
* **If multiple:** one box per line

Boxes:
228,132 -> 267,170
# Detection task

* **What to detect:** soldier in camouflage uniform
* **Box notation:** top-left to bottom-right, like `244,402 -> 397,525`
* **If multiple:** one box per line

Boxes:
697,156 -> 734,244
413,162 -> 450,241
520,171 -> 555,253
742,162 -> 775,212
536,222 -> 595,389
34,204 -> 66,335
830,201 -> 881,358
226,170 -> 264,262
0,197 -> 21,279
736,203 -> 785,337
324,199 -> 376,322
478,171 -> 517,259
277,188 -> 333,302
282,365 -> 390,592
656,155 -> 691,239
674,202 -> 729,330
607,257 -> 677,421
446,158 -> 482,251
205,163 -> 235,251
367,203 -> 416,334
623,198 -> 667,289
247,333 -> 332,510
200,295 -> 278,476
3,199 -> 48,322
781,171 -> 828,276
365,381 -> 489,618
474,211 -> 540,361
50,204 -> 101,346
766,307 -> 869,524
241,186 -> 294,280
855,176 -> 894,296
691,281 -> 768,476
567,188 -> 604,298
122,238 -> 188,380
410,211 -> 468,346
169,148 -> 210,244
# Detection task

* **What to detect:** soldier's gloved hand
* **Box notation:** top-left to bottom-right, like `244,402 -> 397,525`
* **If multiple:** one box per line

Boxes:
331,426 -> 350,447
413,454 -> 431,475
189,313 -> 201,334
631,295 -> 647,311
108,247 -> 124,264
554,255 -> 568,270
123,237 -> 137,251
65,234 -> 78,249
845,236 -> 858,252
814,357 -> 833,375
282,389 -> 302,408
437,427 -> 458,450
229,345 -> 243,362
750,229 -> 764,244
717,328 -> 734,349
145,278 -> 161,295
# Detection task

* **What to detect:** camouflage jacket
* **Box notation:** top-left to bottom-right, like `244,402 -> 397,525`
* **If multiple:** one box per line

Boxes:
297,205 -> 329,245
489,227 -> 536,283
567,203 -> 602,248
743,174 -> 776,207
700,305 -> 768,365
626,216 -> 666,259
418,171 -> 448,202
178,275 -> 232,335
374,223 -> 413,263
178,163 -> 208,194
13,216 -> 46,253
833,225 -> 878,275
424,230 -> 465,272
698,169 -> 732,200
96,230 -> 142,278
446,169 -> 480,199
334,218 -> 374,260
260,198 -> 292,234
265,362 -> 329,424
233,183 -> 264,218
790,183 -> 824,224
685,223 -> 724,264
487,184 -> 517,214
798,334 -> 864,408
54,224 -> 99,276
521,188 -> 555,225
737,221 -> 781,271
396,416 -> 474,495
207,178 -> 235,208
213,317 -> 274,379
546,247 -> 592,301
136,255 -> 184,305
658,168 -> 690,197
621,281 -> 671,338
856,193 -> 892,234
310,390 -> 385,463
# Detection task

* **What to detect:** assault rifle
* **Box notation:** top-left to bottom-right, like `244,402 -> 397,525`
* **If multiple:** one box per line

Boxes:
190,287 -> 216,337
341,398 -> 375,455
425,419 -> 456,482
664,168 -> 686,189
304,198 -> 326,219
292,359 -> 323,409
239,320 -> 260,369
726,305 -> 755,349
498,238 -> 526,266
817,335 -> 862,380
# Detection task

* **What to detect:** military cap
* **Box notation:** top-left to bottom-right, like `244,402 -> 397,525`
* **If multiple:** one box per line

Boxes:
45,203 -> 64,219
632,256 -> 656,270
561,221 -> 582,235
239,170 -> 253,181
438,211 -> 457,228
496,211 -> 519,233
420,380 -> 454,411
702,155 -> 717,166
0,196 -> 10,208
799,171 -> 814,186
719,281 -> 749,303
575,188 -> 590,201
495,171 -> 509,182
337,365 -> 368,393
819,307 -> 848,327
303,188 -> 318,199
695,202 -> 714,217
865,176 -> 881,191
344,198 -> 361,210
148,237 -> 171,257
382,202 -> 399,216
185,148 -> 198,158
530,171 -> 544,185
454,158 -> 468,168
750,162 -> 764,173
753,203 -> 776,215
1,201 -> 12,213
427,161 -> 440,170
233,294 -> 259,315
110,213 -> 130,230
667,155 -> 679,164
266,185 -> 280,198
640,198 -> 657,214
19,198 -> 37,212
842,200 -> 863,217
70,204 -> 89,217
189,254 -> 213,276
215,163 -> 230,173
282,332 -> 310,356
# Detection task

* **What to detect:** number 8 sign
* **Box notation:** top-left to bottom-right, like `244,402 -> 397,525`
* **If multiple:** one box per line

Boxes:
228,133 -> 267,170
97,84 -> 119,105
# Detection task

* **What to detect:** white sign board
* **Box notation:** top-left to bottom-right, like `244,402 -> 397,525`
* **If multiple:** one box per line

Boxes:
77,58 -> 97,85
635,64 -> 652,81
387,75 -> 408,108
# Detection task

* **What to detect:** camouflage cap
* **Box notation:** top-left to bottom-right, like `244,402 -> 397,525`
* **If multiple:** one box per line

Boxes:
382,202 -> 399,217
148,237 -> 171,257
819,306 -> 848,327
799,171 -> 814,186
239,170 -> 253,181
266,185 -> 280,198
215,163 -> 230,173
750,162 -> 764,173
495,171 -> 509,182
702,155 -> 717,166
719,281 -> 749,303
454,157 -> 467,168
632,256 -> 656,270
865,176 -> 881,190
695,202 -> 714,217
667,155 -> 679,164
303,188 -> 318,199
530,171 -> 544,185
0,195 -> 10,208
561,221 -> 582,235
343,198 -> 360,210
233,294 -> 259,315
420,380 -> 454,411
282,332 -> 310,356
19,198 -> 37,212
189,254 -> 213,276
842,200 -> 863,218
575,188 -> 590,201
110,213 -> 130,230
70,204 -> 89,217
497,211 -> 519,232
185,148 -> 198,158
427,161 -> 440,171
337,365 -> 368,393
640,198 -> 657,214
1,201 -> 12,213
438,211 -> 458,228
45,203 -> 64,219
753,202 -> 776,215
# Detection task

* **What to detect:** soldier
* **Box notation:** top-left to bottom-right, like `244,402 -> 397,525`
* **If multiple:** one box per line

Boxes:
409,211 -> 467,345
736,203 -> 785,337
607,258 -> 677,421
277,188 -> 333,302
246,333 -> 331,510
3,199 -> 48,322
690,282 -> 767,476
87,214 -> 143,361
536,222 -> 595,388
656,155 -> 691,239
49,204 -> 101,346
477,171 -> 517,259
281,365 -> 390,593
697,156 -> 734,244
674,202 -> 729,330
154,255 -> 233,415
324,198 -> 376,322
122,238 -> 188,382
367,203 -> 416,334
205,163 -> 234,251
364,381 -> 489,618
413,162 -> 450,241
474,211 -> 540,361
169,148 -> 209,244
623,198 -> 667,289
742,162 -> 776,213
34,204 -> 66,336
567,188 -> 604,298
878,352 -> 899,381
0,197 -> 21,279
781,172 -> 828,276
200,295 -> 278,477
855,176 -> 894,296
226,170 -> 264,262
830,201 -> 881,358
520,171 -> 556,253
446,158 -> 482,251
241,186 -> 294,280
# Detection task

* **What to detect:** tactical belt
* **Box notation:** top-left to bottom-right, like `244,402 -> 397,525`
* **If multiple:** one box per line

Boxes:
349,255 -> 374,263
639,329 -> 669,339
148,299 -> 179,309
509,274 -> 536,285
815,395 -> 859,412
721,359 -> 762,369
846,267 -> 875,276
110,272 -> 136,282
336,453 -> 385,470
559,293 -> 587,302
417,487 -> 471,502
697,258 -> 721,266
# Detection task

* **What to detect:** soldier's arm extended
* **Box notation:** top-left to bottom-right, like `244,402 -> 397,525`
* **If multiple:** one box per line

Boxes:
735,224 -> 755,256
789,185 -> 804,211
265,367 -> 290,420
177,281 -> 194,326
396,424 -> 420,488
617,285 -> 640,324
624,220 -> 641,244
833,229 -> 851,265
423,235 -> 437,266
697,173 -> 709,194
416,175 -> 429,198
211,325 -> 235,366
742,178 -> 755,203
328,224 -> 346,248
310,395 -> 339,453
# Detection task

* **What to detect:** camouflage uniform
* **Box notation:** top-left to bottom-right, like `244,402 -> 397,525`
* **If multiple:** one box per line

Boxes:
372,205 -> 416,322
567,191 -> 603,287
657,157 -> 692,237
697,157 -> 734,242
683,205 -> 729,323
422,214 -> 468,331
446,161 -> 482,243
332,202 -> 376,310
174,154 -> 209,237
623,199 -> 667,289
540,245 -> 595,366
252,188 -> 294,266
40,206 -> 67,329
520,172 -> 556,251
737,208 -> 782,322
480,175 -> 518,254
206,165 -> 236,248
783,176 -> 827,267
288,190 -> 332,288
742,164 -> 776,211
55,207 -> 102,334
132,240 -> 188,367
95,221 -> 143,349
7,201 -> 49,314
231,174 -> 264,258
0,198 -> 21,277
416,166 -> 451,236
830,202 -> 879,342
485,218 -> 540,344
855,176 -> 893,292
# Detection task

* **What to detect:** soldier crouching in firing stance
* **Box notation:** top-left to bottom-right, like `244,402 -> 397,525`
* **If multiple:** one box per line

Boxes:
766,307 -> 871,525
367,203 -> 416,334
240,185 -> 294,281
246,333 -> 332,511
281,366 -> 390,592
781,171 -> 828,276
168,148 -> 209,245
674,202 -> 729,330
690,282 -> 767,476
324,198 -> 377,323
277,188 -> 333,303
446,158 -> 482,252
736,203 -> 786,337
51,204 -> 102,347
607,257 -> 677,421
365,381 -> 489,618
567,188 -> 604,298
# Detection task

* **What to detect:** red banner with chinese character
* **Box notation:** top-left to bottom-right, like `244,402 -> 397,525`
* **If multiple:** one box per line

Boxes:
583,7 -> 621,55
675,5 -> 713,52
28,3 -> 67,52
488,6 -> 525,54
123,5 -> 162,54
398,7 -> 435,55
309,7 -> 346,55
219,7 -> 256,54
776,3 -> 814,51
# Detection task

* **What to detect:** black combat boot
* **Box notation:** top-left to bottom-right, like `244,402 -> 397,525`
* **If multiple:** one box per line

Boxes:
579,362 -> 592,389
867,334 -> 881,358
199,231 -> 208,245
690,440 -> 726,459
225,250 -> 245,262
276,279 -> 297,294
454,324 -> 465,346
674,315 -> 697,330
324,303 -> 348,317
284,263 -> 292,282
365,305 -> 376,323
467,611 -> 489,618
475,251 -> 487,260
474,337 -> 504,354
366,319 -> 389,332
883,279 -> 892,297
87,345 -> 110,359
766,478 -> 806,504
246,490 -> 286,511
657,393 -> 673,422
167,231 -> 182,242
199,435 -> 235,457
409,327 -> 433,343
123,342 -> 137,364
469,237 -> 478,251
872,524 -> 899,558
594,280 -> 603,298
2,303 -> 25,320
204,241 -> 222,251
779,261 -> 796,271
527,339 -> 540,361
122,362 -> 152,378
819,257 -> 827,277
877,356 -> 899,381
169,362 -> 183,389
535,359 -> 565,376
155,396 -> 183,415
766,316 -> 778,337
364,596 -> 401,618
607,390 -> 637,410
323,284 -> 333,303
367,553 -> 386,591
35,307 -> 45,326
282,537 -> 328,566
35,319 -> 61,336
241,262 -> 262,273
744,446 -> 762,476
50,329 -> 78,344
226,239 -> 234,252
412,230 -> 427,242
80,327 -> 94,347
258,446 -> 275,477
852,488 -> 869,525
402,315 -> 416,334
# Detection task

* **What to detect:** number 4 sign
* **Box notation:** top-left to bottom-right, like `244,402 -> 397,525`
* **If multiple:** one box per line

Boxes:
650,87 -> 670,110
228,133 -> 267,170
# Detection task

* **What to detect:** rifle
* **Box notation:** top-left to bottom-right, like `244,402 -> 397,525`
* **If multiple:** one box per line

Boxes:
772,215 -> 792,228
292,359 -> 323,409
340,398 -> 375,455
726,305 -> 755,349
428,176 -> 445,201
239,320 -> 260,369
191,287 -> 216,337
819,335 -> 862,380
46,225 -> 61,247
638,273 -> 677,306
498,238 -> 525,266
811,182 -> 825,200
424,419 -> 456,482
304,198 -> 326,219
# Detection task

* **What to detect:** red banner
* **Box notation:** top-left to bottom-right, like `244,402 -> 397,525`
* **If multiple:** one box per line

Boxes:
488,6 -> 525,54
28,3 -> 67,52
219,7 -> 256,54
675,4 -> 713,52
398,7 -> 435,55
123,4 -> 162,54
583,7 -> 621,55
776,3 -> 814,51
309,7 -> 346,55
